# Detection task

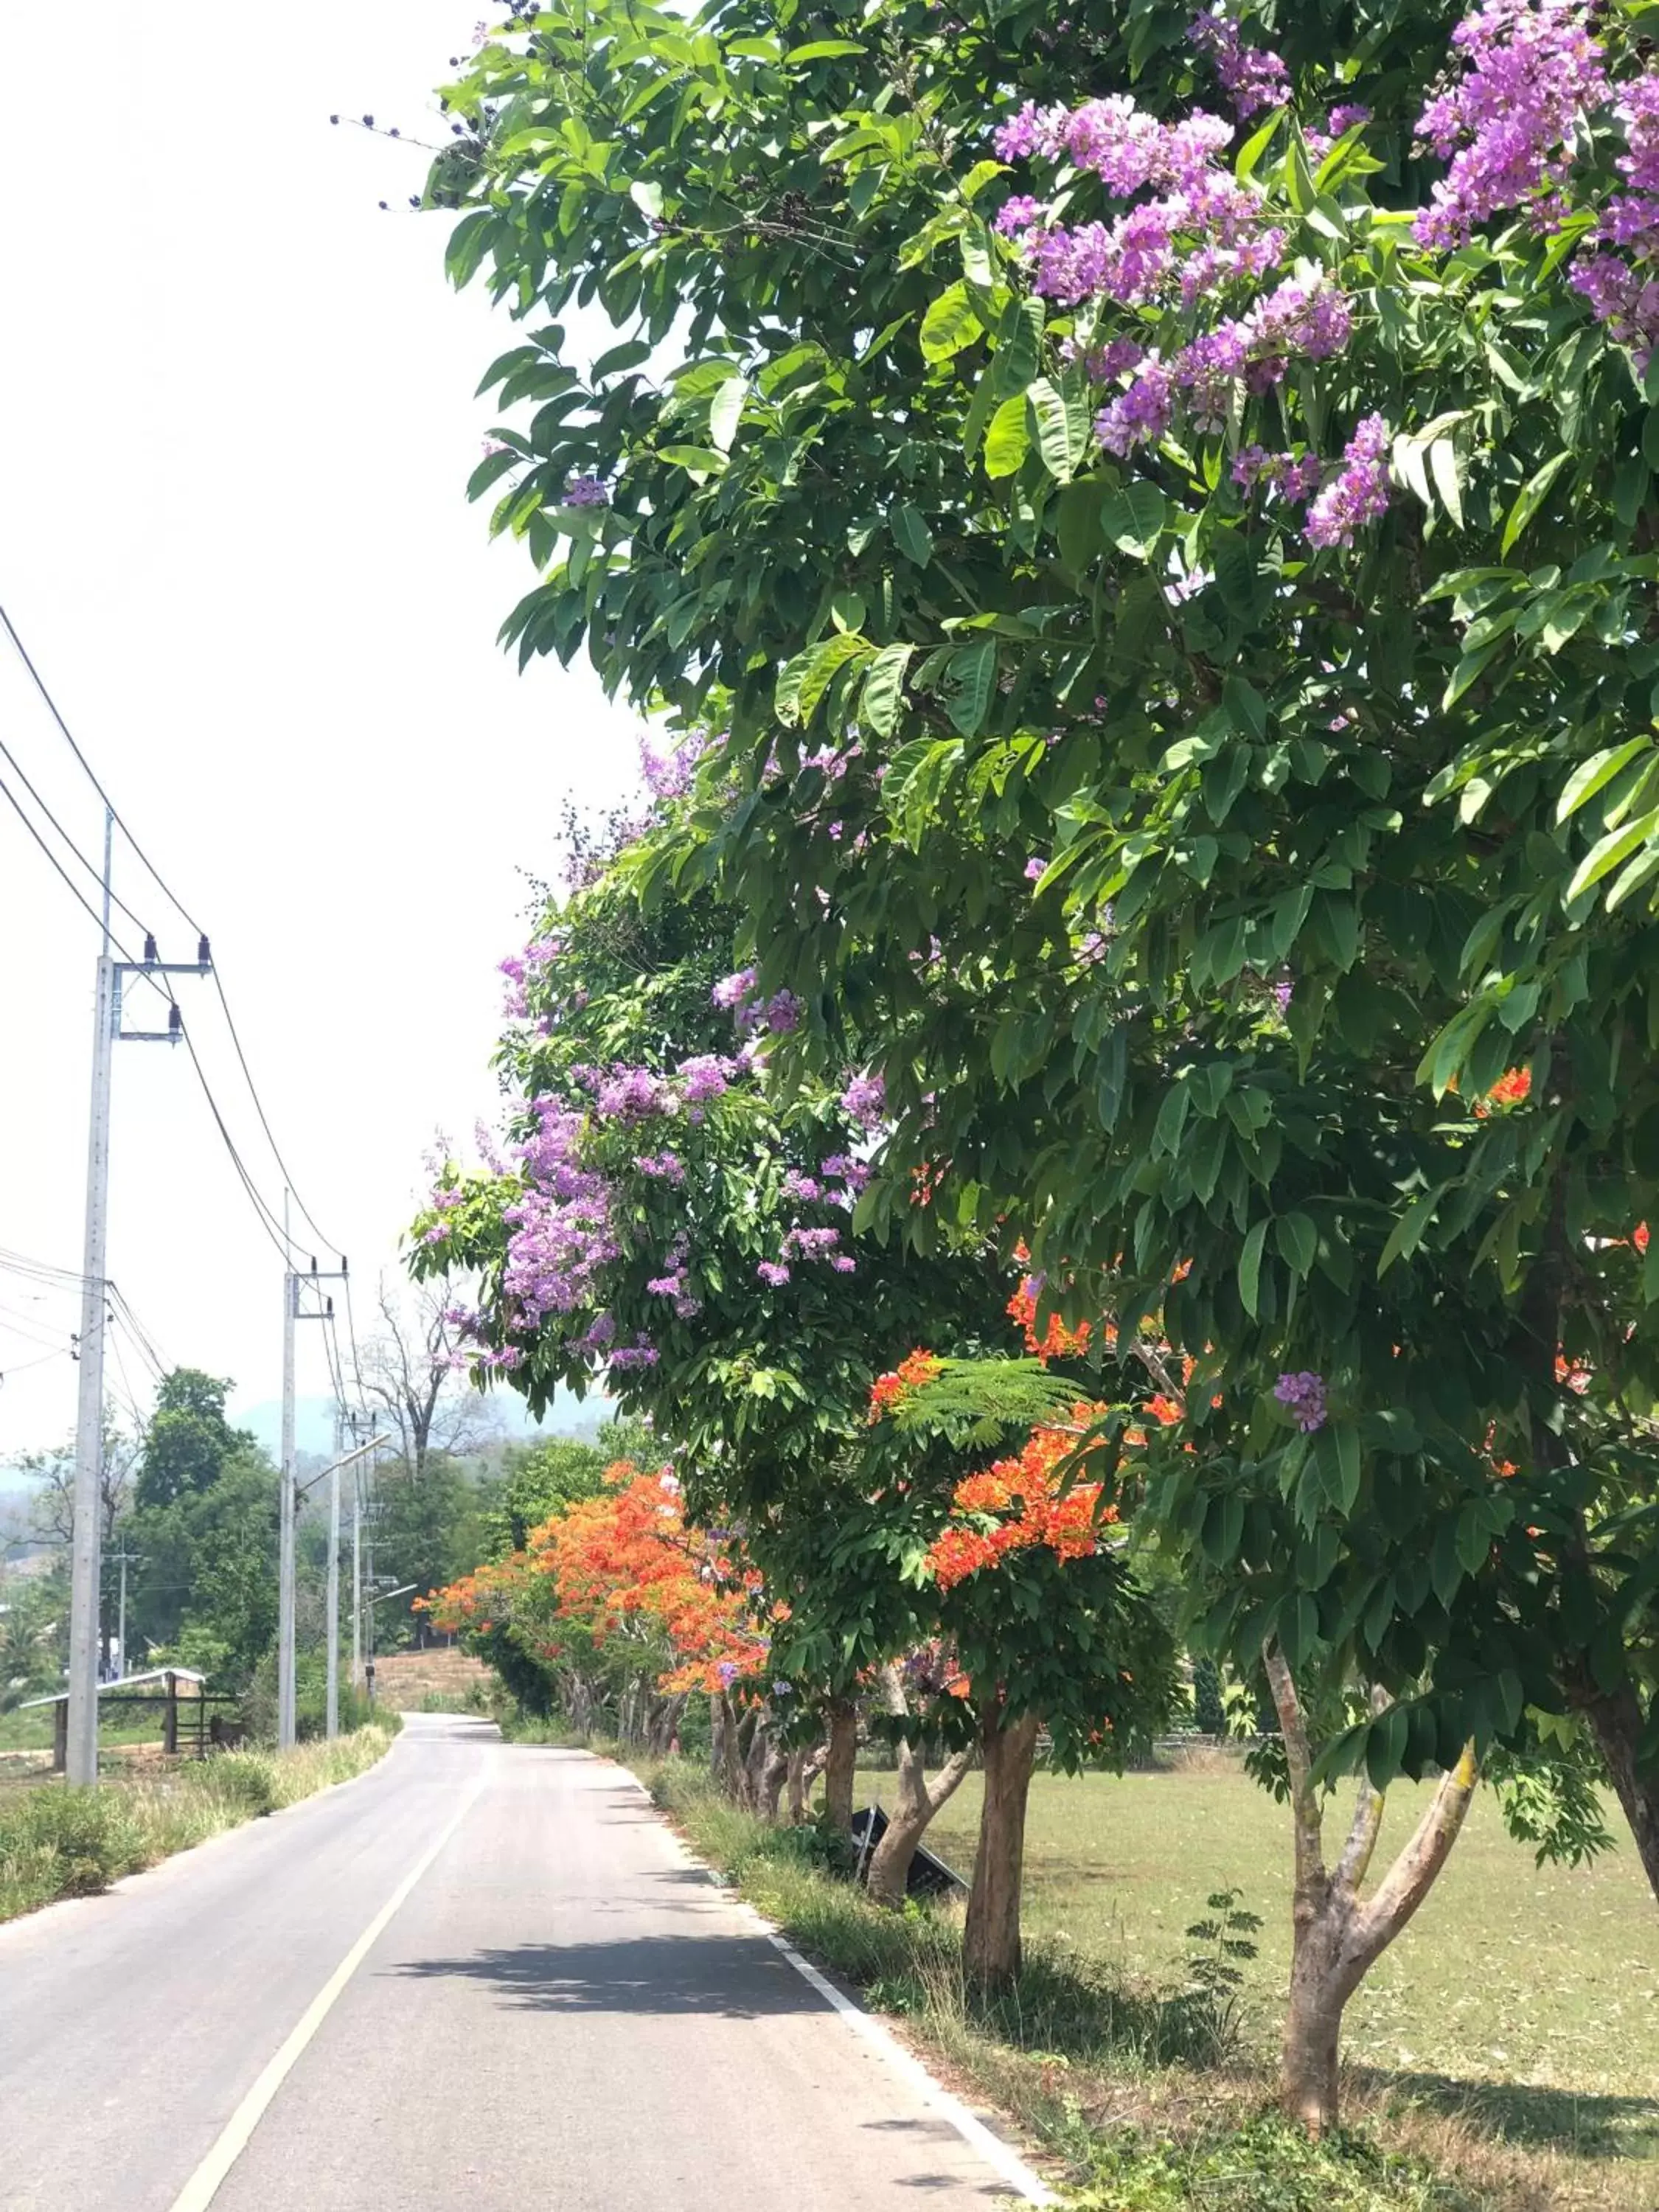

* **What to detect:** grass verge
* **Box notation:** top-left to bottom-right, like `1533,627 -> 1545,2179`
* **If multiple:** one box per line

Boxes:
0,1725 -> 399,1924
629,1756 -> 1614,2212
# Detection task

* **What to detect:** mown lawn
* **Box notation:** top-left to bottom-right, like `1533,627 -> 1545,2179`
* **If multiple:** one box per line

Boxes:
907,1760 -> 1659,2171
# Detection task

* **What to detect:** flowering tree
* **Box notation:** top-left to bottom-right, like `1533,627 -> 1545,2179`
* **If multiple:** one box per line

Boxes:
411,852 -> 1016,1820
863,1345 -> 1177,1991
425,1459 -> 771,1753
426,0 -> 1659,2010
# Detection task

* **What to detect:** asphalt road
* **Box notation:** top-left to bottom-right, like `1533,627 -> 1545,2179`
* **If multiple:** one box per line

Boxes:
0,1715 -> 1034,2210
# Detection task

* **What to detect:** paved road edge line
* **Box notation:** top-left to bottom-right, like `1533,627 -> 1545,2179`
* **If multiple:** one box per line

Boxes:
613,1766 -> 1057,2208
164,1755 -> 492,2212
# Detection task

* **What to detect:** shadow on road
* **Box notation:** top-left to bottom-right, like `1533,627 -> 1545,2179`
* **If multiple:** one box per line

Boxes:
393,1933 -> 824,2018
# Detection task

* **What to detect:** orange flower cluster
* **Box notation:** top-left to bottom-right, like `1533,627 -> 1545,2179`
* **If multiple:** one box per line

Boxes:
925,1415 -> 1119,1590
868,1347 -> 944,1420
1473,1066 -> 1532,1116
425,1462 -> 769,1697
1006,1280 -> 1095,1359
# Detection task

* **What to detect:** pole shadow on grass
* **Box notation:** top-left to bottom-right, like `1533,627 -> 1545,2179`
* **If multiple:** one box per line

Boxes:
1357,2066 -> 1659,2163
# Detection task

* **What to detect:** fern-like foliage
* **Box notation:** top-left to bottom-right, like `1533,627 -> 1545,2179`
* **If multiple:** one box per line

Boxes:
882,1356 -> 1094,1448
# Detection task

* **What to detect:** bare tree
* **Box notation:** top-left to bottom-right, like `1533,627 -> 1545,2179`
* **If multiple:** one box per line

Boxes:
357,1279 -> 503,1478
18,1409 -> 138,1552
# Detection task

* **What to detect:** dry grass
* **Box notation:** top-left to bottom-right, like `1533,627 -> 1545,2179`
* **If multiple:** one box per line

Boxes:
371,1648 -> 490,1711
0,1725 -> 397,1924
905,1763 -> 1659,2209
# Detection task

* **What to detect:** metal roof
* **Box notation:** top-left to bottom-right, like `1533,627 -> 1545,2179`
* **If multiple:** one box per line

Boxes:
19,1666 -> 209,1710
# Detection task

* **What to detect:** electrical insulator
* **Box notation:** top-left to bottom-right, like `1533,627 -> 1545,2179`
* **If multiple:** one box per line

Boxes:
167,1005 -> 182,1037
198,935 -> 211,967
143,934 -> 159,964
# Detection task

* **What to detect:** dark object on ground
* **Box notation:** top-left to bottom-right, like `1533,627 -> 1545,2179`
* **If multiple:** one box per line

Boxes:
849,1805 -> 967,1899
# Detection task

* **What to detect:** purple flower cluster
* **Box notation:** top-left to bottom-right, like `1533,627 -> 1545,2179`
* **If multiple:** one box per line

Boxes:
995,92 -> 1356,482
563,473 -> 610,507
609,1341 -> 660,1371
1304,103 -> 1372,161
639,729 -> 702,801
1304,414 -> 1392,547
992,98 -> 1277,311
1273,1370 -> 1329,1433
1191,7 -> 1290,119
498,934 -> 563,1020
1570,73 -> 1659,366
1096,278 -> 1352,456
678,1053 -> 737,1107
782,1169 -> 821,1201
712,967 -> 757,1011
592,1065 -> 675,1123
757,1260 -> 792,1287
1231,445 -> 1326,502
501,1098 -> 621,1328
840,1072 -> 886,1129
1413,0 -> 1606,248
634,1151 -> 686,1183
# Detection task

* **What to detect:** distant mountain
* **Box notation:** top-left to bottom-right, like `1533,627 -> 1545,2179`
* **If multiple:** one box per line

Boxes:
232,1387 -> 609,1461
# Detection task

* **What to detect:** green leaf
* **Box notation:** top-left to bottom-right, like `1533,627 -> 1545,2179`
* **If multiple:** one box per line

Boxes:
1027,376 -> 1085,482
1238,1219 -> 1268,1318
628,179 -> 664,221
1557,737 -> 1652,823
1427,439 -> 1464,529
860,643 -> 914,739
919,281 -> 984,364
1566,806 -> 1659,903
1276,1211 -> 1318,1280
1500,453 -> 1570,556
945,639 -> 998,736
1100,484 -> 1167,559
1378,1189 -> 1441,1276
983,394 -> 1032,479
708,375 -> 746,454
656,445 -> 729,473
784,38 -> 868,58
796,633 -> 875,723
891,502 -> 934,567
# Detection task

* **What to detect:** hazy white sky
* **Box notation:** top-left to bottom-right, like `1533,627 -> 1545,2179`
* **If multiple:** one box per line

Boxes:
0,7 -> 638,1453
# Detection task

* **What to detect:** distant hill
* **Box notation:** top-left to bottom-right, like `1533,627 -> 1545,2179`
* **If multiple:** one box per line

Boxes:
232,1388 -> 610,1462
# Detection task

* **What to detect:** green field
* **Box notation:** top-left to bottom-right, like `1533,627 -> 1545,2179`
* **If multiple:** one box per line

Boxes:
906,1760 -> 1659,2168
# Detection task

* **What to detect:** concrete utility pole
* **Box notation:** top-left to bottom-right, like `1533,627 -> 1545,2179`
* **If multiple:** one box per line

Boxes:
109,1550 -> 139,1681
278,1230 -> 298,1752
350,1460 -> 364,1694
318,1428 -> 395,1738
277,1240 -> 352,1750
67,812 -> 209,1785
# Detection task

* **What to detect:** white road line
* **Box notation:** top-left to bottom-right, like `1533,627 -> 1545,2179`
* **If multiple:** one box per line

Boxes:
167,1756 -> 491,2212
622,1772 -> 1057,2207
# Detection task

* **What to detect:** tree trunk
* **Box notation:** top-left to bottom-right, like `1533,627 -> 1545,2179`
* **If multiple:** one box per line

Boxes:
1571,1669 -> 1659,1904
866,1666 -> 975,1907
710,1691 -> 726,1781
962,1708 -> 1040,1987
1263,1643 -> 1479,2134
822,1699 -> 857,1832
759,1735 -> 790,1822
1281,1923 -> 1353,2133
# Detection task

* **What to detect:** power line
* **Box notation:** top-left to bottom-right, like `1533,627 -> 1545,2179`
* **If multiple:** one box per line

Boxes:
0,728 -> 152,940
0,602 -> 341,1265
177,1023 -> 306,1270
208,971 -> 340,1258
0,599 -> 203,938
0,766 -> 130,947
